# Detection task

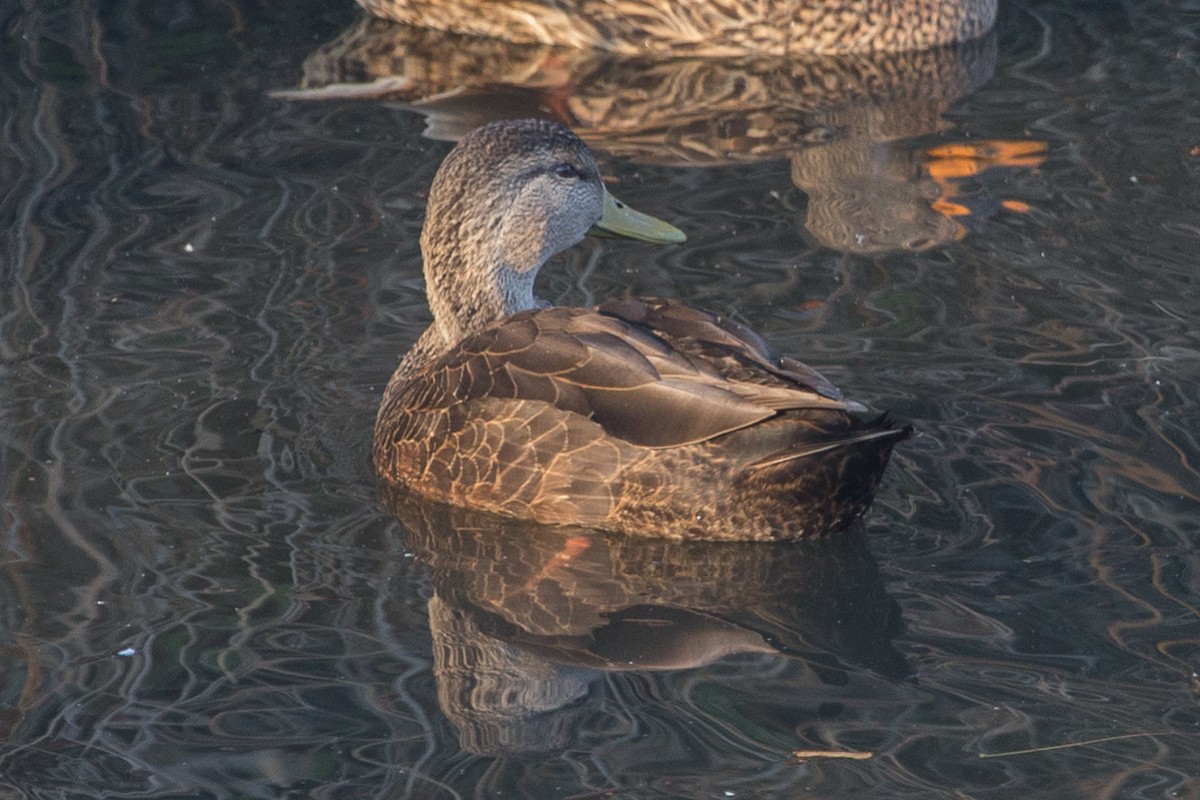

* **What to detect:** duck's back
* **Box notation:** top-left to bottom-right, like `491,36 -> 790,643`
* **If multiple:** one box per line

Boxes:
373,298 -> 909,540
357,0 -> 996,56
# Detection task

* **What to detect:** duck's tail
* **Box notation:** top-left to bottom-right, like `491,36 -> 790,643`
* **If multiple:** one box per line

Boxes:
717,413 -> 910,538
746,414 -> 912,470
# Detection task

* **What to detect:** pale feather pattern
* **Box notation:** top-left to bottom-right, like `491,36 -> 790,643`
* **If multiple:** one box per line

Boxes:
356,0 -> 996,57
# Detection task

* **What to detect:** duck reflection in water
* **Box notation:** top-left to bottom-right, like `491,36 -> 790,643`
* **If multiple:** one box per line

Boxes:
383,485 -> 909,756
284,20 -> 1045,256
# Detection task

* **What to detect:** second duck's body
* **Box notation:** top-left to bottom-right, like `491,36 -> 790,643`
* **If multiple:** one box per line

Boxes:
357,0 -> 997,57
373,119 -> 909,541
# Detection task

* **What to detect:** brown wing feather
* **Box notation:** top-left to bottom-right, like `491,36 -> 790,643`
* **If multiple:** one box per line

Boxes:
378,302 -> 876,520
402,306 -> 791,448
374,302 -> 909,538
598,297 -> 847,401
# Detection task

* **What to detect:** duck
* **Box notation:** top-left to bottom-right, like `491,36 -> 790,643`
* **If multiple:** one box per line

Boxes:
373,118 -> 910,541
355,0 -> 997,57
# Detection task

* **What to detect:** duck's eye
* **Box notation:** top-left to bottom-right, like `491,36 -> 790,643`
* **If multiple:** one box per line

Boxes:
553,163 -> 579,179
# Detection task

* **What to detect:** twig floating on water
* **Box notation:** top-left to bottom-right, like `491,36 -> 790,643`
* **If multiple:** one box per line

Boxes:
979,731 -> 1176,758
790,750 -> 873,761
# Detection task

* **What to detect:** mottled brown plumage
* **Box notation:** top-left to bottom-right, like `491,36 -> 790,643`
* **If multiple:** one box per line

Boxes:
356,0 -> 996,56
373,119 -> 910,540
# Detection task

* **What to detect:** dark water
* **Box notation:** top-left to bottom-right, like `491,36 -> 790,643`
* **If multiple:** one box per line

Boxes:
2,1 -> 1199,797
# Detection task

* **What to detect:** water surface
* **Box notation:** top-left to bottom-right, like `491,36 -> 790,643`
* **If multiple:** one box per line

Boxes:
2,1 -> 1199,798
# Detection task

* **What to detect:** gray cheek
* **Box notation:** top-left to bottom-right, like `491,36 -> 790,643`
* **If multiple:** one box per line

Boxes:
576,187 -> 605,232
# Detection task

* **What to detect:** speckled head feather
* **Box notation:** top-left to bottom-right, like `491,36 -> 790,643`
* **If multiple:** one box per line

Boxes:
420,120 -> 605,348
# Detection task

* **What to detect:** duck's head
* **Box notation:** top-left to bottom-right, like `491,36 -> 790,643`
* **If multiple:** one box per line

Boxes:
420,119 -> 684,343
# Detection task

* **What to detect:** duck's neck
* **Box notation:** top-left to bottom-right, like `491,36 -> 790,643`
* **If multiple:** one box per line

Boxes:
426,253 -> 538,346
404,183 -> 560,379
392,226 -> 548,384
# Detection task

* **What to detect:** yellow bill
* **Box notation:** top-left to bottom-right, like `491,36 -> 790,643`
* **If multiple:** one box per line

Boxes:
591,190 -> 686,244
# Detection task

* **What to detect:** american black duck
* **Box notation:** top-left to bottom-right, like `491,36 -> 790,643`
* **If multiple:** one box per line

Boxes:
373,118 -> 910,540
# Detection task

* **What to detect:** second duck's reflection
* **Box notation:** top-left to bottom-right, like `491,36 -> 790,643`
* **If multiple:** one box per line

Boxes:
289,19 -> 1044,255
382,484 -> 907,755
